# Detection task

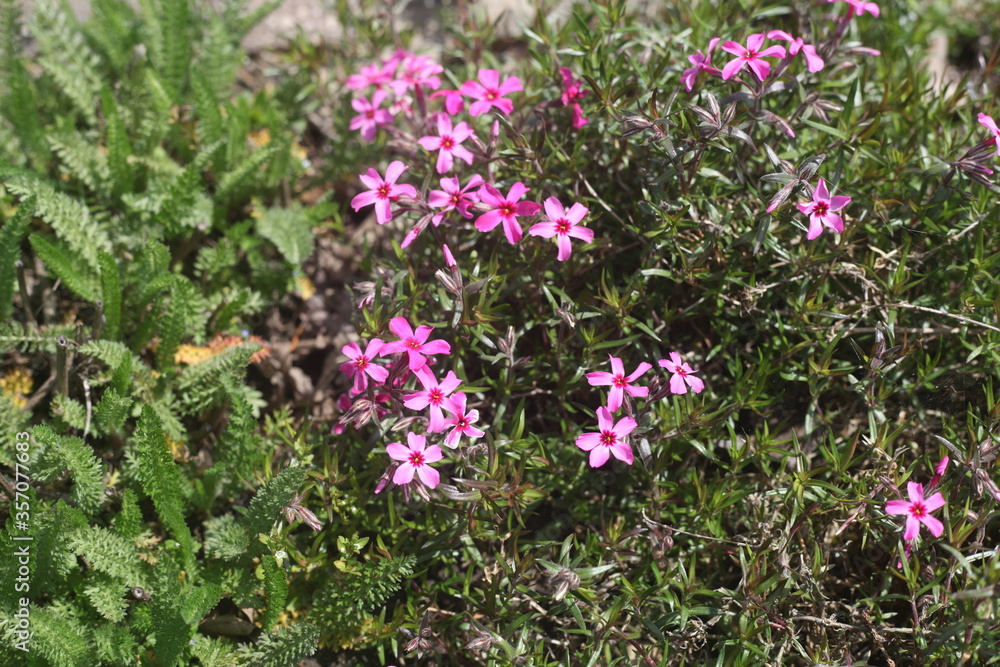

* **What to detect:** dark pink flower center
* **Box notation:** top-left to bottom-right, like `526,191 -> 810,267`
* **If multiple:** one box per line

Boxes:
355,356 -> 370,371
428,389 -> 444,405
599,431 -> 617,447
484,89 -> 498,101
408,451 -> 426,467
441,136 -> 455,149
366,109 -> 376,119
555,218 -> 572,235
742,49 -> 759,61
450,194 -> 461,205
456,417 -> 468,428
812,201 -> 830,216
612,374 -> 628,388
377,185 -> 391,199
677,367 -> 688,377
406,338 -> 422,350
909,502 -> 926,518
499,203 -> 516,218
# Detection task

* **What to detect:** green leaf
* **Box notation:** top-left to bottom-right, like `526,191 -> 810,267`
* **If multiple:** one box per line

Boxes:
98,251 -> 122,339
255,204 -> 315,266
0,194 -> 33,320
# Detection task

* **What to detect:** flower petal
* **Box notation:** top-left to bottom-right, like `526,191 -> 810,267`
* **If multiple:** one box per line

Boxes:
920,514 -> 944,538
589,446 -> 610,468
417,464 -> 440,489
885,499 -> 911,515
576,433 -> 601,451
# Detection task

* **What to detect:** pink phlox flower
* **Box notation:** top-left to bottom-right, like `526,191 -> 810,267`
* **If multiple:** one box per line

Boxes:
430,88 -> 466,115
831,0 -> 880,18
350,161 -> 419,225
349,90 -> 393,142
442,392 -> 485,448
418,114 -> 477,174
978,113 -> 1000,156
386,432 -> 444,488
282,493 -> 323,531
345,61 -> 395,91
559,67 -> 589,128
340,338 -> 389,394
528,197 -> 594,261
797,177 -> 851,240
428,175 -> 484,225
720,33 -> 787,81
389,95 -> 413,118
929,455 -> 950,488
585,355 -> 651,413
680,37 -> 721,92
766,30 -> 824,73
380,316 -> 452,370
403,365 -> 463,433
658,352 -> 705,394
885,481 -> 946,541
576,406 -> 637,467
474,182 -> 542,245
461,69 -> 523,116
389,54 -> 443,96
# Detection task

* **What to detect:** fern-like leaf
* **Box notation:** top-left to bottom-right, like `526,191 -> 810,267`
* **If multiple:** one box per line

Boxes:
29,233 -> 101,302
0,194 -> 33,320
244,465 -> 306,543
255,204 -> 316,266
98,251 -> 122,339
32,424 -> 105,515
101,87 -> 134,196
234,622 -> 319,667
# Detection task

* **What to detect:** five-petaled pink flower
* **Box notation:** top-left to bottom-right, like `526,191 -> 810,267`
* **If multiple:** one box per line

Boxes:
389,54 -> 443,96
340,338 -> 389,394
350,161 -> 418,225
681,38 -> 721,92
475,182 -> 542,245
403,366 -> 462,433
461,69 -> 523,116
386,433 -> 443,488
528,197 -> 594,261
766,30 -> 824,73
978,113 -> 1000,157
576,407 -> 637,467
832,0 -> 880,18
442,392 -> 485,448
797,177 -> 851,240
429,175 -> 484,225
585,355 -> 651,412
886,482 -> 946,541
418,114 -> 477,174
721,34 -> 787,82
349,90 -> 393,142
345,61 -> 395,91
658,352 -> 705,394
559,67 -> 589,128
380,316 -> 451,370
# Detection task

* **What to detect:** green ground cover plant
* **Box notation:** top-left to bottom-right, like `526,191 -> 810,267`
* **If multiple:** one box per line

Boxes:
1,0 -> 999,664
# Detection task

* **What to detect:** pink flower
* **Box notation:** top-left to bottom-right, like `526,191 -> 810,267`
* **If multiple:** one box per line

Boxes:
461,69 -> 523,116
929,456 -> 950,488
585,355 -> 651,412
680,38 -> 721,92
886,482 -> 946,540
430,88 -> 465,115
442,392 -> 484,448
528,197 -> 594,261
349,90 -> 393,142
559,67 -> 589,128
720,34 -> 787,82
766,30 -> 824,73
576,407 -> 637,467
283,493 -> 323,531
474,182 -> 542,245
428,174 -> 484,225
389,54 -> 443,96
386,433 -> 443,488
345,61 -> 395,91
442,244 -> 457,268
797,177 -> 851,240
658,352 -> 705,394
403,366 -> 462,433
418,114 -> 477,174
340,338 -> 389,393
380,316 -> 452,370
350,161 -> 419,225
978,113 -> 1000,156
832,0 -> 880,18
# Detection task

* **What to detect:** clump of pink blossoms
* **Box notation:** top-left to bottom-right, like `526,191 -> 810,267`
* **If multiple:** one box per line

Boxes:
379,316 -> 451,370
385,433 -> 443,489
418,114 -> 476,174
461,69 -> 523,116
585,355 -> 650,412
680,38 -> 721,92
720,34 -> 786,82
340,338 -> 388,394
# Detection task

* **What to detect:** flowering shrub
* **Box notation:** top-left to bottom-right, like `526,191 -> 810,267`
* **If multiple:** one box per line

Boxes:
3,0 -> 999,664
